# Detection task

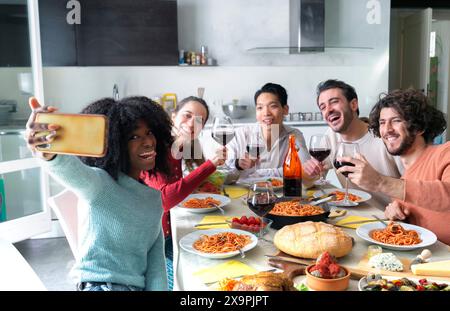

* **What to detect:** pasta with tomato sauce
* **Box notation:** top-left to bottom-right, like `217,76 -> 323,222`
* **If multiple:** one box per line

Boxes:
370,222 -> 422,245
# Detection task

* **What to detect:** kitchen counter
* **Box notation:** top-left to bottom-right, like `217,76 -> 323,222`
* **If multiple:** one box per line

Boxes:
204,117 -> 327,128
0,119 -> 27,132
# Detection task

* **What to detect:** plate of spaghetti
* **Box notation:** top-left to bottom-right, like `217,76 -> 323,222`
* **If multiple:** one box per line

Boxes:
178,193 -> 231,214
356,221 -> 437,251
265,197 -> 330,230
179,228 -> 258,259
313,188 -> 371,206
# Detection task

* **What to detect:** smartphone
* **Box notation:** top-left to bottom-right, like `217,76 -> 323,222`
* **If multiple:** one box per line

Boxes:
35,113 -> 108,157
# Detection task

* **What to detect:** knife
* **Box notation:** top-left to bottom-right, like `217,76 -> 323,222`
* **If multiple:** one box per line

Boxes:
335,218 -> 389,226
265,254 -> 367,280
194,221 -> 230,228
409,249 -> 432,268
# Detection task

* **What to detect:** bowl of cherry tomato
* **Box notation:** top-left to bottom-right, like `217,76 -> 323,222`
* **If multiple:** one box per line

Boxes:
229,216 -> 273,236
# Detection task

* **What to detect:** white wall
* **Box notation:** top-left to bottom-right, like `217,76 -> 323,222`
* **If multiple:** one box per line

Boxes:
3,0 -> 391,120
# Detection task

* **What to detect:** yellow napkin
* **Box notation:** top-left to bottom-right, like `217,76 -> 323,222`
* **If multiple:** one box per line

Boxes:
193,260 -> 258,284
223,186 -> 248,199
196,215 -> 233,230
306,189 -> 317,198
335,215 -> 373,229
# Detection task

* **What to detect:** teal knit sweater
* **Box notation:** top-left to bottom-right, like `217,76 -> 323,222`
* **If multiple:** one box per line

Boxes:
42,155 -> 168,291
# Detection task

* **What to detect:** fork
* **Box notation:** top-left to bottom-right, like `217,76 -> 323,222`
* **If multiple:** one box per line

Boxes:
222,185 -> 230,198
372,214 -> 388,227
208,202 -> 225,215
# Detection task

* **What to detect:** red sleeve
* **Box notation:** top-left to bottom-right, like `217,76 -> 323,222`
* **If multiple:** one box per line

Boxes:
143,160 -> 216,212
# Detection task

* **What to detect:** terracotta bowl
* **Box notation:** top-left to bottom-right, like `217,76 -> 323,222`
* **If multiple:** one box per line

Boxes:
305,265 -> 350,291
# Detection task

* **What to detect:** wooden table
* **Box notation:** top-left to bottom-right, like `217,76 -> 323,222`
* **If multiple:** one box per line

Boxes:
171,189 -> 450,291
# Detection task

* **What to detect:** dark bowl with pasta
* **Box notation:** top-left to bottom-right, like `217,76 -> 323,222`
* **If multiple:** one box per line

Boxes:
266,197 -> 330,230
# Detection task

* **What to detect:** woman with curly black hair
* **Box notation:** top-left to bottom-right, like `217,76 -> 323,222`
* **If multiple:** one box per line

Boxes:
26,96 -> 173,291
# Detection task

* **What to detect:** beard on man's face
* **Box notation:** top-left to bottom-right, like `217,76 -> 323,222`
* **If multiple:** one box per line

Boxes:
384,131 -> 416,156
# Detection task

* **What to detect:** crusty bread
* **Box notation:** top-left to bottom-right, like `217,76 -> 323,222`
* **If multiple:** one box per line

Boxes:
231,272 -> 296,291
273,221 -> 353,259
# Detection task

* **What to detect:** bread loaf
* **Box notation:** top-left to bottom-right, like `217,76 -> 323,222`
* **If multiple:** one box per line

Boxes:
274,221 -> 353,259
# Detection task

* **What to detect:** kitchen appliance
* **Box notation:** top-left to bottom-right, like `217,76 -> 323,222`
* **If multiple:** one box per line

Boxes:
221,99 -> 248,119
162,93 -> 177,113
0,100 -> 17,125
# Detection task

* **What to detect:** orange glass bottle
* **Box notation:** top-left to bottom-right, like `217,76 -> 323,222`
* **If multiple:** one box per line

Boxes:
283,134 -> 302,197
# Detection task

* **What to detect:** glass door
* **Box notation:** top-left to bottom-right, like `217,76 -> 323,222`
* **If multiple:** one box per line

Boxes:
0,0 -> 50,243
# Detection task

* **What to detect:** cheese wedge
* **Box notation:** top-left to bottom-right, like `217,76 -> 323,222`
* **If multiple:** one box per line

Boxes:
411,260 -> 450,277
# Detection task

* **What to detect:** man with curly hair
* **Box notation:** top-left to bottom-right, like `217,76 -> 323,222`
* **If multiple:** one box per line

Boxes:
336,89 -> 450,244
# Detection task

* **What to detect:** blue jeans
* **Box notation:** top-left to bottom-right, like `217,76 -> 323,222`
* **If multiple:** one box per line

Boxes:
77,282 -> 143,291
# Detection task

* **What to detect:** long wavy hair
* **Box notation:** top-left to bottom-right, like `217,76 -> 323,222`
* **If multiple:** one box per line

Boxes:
79,96 -> 173,179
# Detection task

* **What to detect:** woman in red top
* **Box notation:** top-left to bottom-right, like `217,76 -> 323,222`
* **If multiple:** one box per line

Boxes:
141,96 -> 226,290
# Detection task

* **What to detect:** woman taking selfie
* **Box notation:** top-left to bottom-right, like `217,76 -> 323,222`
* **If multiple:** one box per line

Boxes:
26,96 -> 173,291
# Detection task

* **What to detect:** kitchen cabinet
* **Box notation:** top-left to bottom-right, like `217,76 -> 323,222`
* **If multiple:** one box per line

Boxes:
0,3 -> 31,67
39,0 -> 179,66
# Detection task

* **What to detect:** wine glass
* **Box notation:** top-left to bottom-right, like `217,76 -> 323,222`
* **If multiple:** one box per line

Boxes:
333,142 -> 360,207
211,116 -> 235,147
309,134 -> 331,185
246,181 -> 277,239
246,125 -> 265,172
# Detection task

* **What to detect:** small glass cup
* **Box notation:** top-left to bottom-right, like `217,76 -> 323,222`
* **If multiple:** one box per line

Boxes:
367,245 -> 382,259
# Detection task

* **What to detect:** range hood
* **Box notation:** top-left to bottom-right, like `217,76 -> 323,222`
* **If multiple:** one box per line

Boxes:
247,0 -> 325,54
289,0 -> 325,53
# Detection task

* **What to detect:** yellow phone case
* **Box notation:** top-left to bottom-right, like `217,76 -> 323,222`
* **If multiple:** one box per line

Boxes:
35,113 -> 108,157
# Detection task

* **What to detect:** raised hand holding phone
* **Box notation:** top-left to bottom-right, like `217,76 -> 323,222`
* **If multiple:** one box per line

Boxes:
26,97 -> 59,161
26,97 -> 108,159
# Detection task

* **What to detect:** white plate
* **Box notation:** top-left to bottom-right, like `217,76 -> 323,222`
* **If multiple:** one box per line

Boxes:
179,228 -> 258,259
313,188 -> 371,206
236,177 -> 284,191
177,193 -> 231,214
356,222 -> 437,251
358,275 -> 449,291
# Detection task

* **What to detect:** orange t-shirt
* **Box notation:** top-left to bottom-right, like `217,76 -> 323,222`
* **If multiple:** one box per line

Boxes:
397,142 -> 450,245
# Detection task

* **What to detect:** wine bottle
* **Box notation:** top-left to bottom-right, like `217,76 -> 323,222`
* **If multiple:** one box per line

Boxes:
283,134 -> 302,197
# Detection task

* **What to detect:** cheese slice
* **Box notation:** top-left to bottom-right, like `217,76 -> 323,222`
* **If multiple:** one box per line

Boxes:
411,260 -> 450,277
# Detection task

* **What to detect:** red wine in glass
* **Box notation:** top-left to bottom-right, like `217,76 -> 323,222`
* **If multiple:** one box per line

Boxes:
211,130 -> 235,146
333,160 -> 355,177
309,148 -> 331,162
247,194 -> 276,217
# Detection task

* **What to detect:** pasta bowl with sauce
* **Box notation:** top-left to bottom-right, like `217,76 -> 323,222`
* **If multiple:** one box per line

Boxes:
266,197 -> 331,230
179,228 -> 258,259
356,221 -> 437,251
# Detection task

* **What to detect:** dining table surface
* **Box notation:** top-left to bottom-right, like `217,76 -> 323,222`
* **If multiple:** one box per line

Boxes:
171,185 -> 450,291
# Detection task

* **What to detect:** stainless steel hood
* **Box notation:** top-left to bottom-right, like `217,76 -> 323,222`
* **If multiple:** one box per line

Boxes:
246,0 -> 325,54
289,0 -> 324,53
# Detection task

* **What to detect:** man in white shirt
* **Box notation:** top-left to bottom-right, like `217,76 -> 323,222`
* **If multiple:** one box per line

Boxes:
225,83 -> 316,188
303,79 -> 403,205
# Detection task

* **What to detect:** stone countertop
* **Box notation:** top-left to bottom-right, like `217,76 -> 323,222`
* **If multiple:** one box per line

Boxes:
0,120 -> 27,133
204,117 -> 327,128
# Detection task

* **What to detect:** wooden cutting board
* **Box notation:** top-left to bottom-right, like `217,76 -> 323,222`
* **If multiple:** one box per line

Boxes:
269,251 -> 367,280
358,254 -> 415,278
